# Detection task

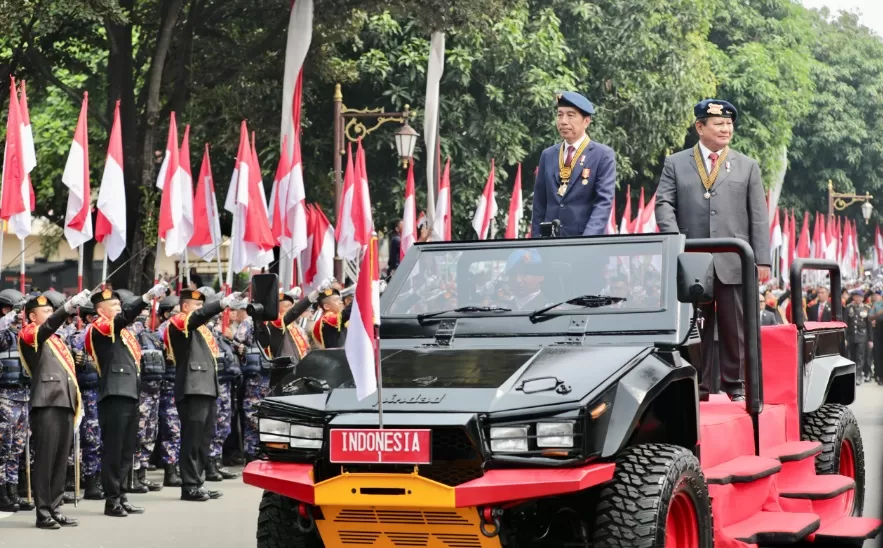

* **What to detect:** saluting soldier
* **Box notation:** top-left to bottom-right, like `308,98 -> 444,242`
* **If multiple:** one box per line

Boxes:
155,295 -> 182,487
85,283 -> 167,517
846,289 -> 873,384
531,91 -> 616,237
0,293 -> 32,513
19,289 -> 91,529
255,289 -> 312,363
312,286 -> 353,349
165,288 -> 243,501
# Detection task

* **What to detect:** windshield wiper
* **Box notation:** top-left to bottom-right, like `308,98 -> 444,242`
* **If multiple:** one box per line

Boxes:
528,294 -> 626,323
417,306 -> 512,325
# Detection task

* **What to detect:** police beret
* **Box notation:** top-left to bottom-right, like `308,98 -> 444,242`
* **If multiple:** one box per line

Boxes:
505,249 -> 544,275
158,295 -> 179,313
180,289 -> 206,302
316,287 -> 341,305
556,91 -> 595,116
91,288 -> 121,305
694,99 -> 737,122
25,293 -> 56,313
851,289 -> 865,297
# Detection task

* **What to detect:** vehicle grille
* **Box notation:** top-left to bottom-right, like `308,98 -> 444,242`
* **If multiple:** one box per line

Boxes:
320,506 -> 497,548
316,427 -> 483,487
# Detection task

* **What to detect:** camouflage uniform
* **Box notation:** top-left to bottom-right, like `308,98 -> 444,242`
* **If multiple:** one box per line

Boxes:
157,319 -> 181,466
0,327 -> 27,489
237,318 -> 269,457
66,328 -> 102,477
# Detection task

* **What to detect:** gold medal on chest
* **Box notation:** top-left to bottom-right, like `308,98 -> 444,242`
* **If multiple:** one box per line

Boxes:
581,168 -> 590,185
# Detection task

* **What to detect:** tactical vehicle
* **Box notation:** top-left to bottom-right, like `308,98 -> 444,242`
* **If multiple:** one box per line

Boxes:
244,234 -> 880,547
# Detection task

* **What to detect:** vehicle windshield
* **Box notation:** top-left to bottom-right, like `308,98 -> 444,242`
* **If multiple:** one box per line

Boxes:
385,240 -> 665,317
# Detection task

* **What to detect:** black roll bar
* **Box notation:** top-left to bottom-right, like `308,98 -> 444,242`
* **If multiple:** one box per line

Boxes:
789,259 -> 842,329
684,239 -> 762,417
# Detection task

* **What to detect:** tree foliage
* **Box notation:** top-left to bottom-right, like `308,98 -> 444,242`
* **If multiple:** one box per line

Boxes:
3,0 -> 883,290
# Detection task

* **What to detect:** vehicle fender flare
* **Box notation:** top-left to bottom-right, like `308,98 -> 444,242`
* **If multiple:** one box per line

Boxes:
600,354 -> 698,458
803,354 -> 856,413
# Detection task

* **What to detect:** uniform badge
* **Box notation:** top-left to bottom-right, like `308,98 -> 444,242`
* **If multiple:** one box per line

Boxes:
36,296 -> 47,306
578,155 -> 586,166
556,93 -> 563,101
192,290 -> 201,300
102,289 -> 112,299
323,288 -> 334,296
581,168 -> 590,185
707,103 -> 724,116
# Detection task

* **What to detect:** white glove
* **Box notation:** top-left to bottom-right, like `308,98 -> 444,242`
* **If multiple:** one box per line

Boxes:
308,289 -> 320,303
0,310 -> 16,330
220,291 -> 243,309
143,281 -> 169,301
65,290 -> 92,312
317,277 -> 336,292
288,287 -> 303,300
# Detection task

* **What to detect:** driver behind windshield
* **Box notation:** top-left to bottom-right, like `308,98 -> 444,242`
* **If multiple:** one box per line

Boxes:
505,249 -> 547,311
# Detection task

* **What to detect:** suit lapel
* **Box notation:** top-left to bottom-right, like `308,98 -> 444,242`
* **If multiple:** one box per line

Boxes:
711,151 -> 735,190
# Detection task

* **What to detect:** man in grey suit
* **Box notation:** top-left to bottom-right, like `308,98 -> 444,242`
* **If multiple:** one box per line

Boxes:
655,99 -> 770,401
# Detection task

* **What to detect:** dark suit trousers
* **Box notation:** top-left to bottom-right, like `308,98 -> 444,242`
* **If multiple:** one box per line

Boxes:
177,395 -> 216,489
699,279 -> 745,397
31,407 -> 74,520
98,396 -> 139,503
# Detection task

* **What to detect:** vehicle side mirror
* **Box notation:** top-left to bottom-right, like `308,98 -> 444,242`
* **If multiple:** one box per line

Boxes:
247,273 -> 279,323
676,253 -> 714,305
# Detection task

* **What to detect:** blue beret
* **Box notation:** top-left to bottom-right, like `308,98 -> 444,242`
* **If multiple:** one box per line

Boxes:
695,99 -> 737,122
851,289 -> 864,297
556,91 -> 595,116
506,249 -> 544,275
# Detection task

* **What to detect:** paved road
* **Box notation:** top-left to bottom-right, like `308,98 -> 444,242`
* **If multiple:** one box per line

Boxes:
2,386 -> 882,548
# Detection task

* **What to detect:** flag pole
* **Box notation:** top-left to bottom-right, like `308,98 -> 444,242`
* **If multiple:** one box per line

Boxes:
19,238 -> 25,293
371,236 -> 384,429
101,250 -> 108,290
77,244 -> 84,329
183,251 -> 190,288
150,237 -> 162,329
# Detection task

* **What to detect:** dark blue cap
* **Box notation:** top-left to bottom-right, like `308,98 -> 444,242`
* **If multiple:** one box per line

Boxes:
557,91 -> 595,116
694,99 -> 737,122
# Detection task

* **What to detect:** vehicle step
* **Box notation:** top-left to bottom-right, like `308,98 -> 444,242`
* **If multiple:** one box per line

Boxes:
704,456 -> 782,485
723,511 -> 820,544
761,441 -> 822,462
779,474 -> 855,500
811,516 -> 882,544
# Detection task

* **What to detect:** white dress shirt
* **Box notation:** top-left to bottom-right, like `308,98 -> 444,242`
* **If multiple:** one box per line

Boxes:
697,142 -> 724,174
563,133 -> 588,164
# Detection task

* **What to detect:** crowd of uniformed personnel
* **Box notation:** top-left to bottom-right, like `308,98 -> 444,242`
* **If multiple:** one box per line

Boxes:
0,275 -> 353,529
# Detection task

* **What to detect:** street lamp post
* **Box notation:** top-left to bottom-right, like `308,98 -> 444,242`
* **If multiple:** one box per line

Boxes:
332,83 -> 416,281
828,180 -> 874,223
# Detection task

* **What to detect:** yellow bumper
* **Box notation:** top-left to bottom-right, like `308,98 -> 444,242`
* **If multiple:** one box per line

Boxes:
314,471 -> 500,548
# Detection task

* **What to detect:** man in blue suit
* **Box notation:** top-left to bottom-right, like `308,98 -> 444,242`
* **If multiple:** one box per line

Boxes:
531,91 -> 616,237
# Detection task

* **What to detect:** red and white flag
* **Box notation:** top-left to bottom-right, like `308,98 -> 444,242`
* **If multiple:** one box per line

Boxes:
18,81 -> 36,218
286,131 -> 308,257
352,140 -> 374,247
779,211 -> 790,278
605,195 -> 617,235
156,113 -> 188,256
302,204 -> 335,291
505,163 -> 523,239
633,188 -> 645,234
95,100 -> 127,261
619,185 -> 632,235
875,224 -> 883,266
770,208 -> 782,253
1,79 -> 32,239
225,122 -> 275,272
188,145 -> 222,260
471,159 -> 497,240
401,160 -> 417,258
336,144 -> 358,260
177,125 -> 196,250
797,212 -> 810,259
431,157 -> 451,241
280,0 -> 313,157
269,136 -> 291,245
344,236 -> 380,401
638,192 -> 657,233
62,92 -> 92,248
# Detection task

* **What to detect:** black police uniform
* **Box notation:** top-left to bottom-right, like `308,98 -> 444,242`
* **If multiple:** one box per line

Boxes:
256,294 -> 312,361
165,290 -> 224,500
18,295 -> 78,527
846,300 -> 873,381
84,290 -> 148,515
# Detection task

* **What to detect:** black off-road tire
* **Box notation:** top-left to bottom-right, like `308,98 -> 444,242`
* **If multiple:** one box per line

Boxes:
593,444 -> 713,548
256,491 -> 323,548
802,403 -> 866,516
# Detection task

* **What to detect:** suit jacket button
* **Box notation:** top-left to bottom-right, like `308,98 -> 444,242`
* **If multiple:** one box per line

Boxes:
712,192 -> 716,196
711,211 -> 716,216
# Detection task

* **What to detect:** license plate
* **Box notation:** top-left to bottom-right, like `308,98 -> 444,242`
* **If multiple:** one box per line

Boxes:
329,429 -> 431,464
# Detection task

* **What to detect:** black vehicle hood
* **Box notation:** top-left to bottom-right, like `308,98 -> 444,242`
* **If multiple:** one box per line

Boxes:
272,345 -> 648,414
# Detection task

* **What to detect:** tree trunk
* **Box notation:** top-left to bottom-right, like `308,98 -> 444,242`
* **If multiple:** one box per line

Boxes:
128,0 -> 187,292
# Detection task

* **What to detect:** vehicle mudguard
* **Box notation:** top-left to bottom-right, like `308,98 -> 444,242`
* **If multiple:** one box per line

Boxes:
600,352 -> 698,458
803,354 -> 855,413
